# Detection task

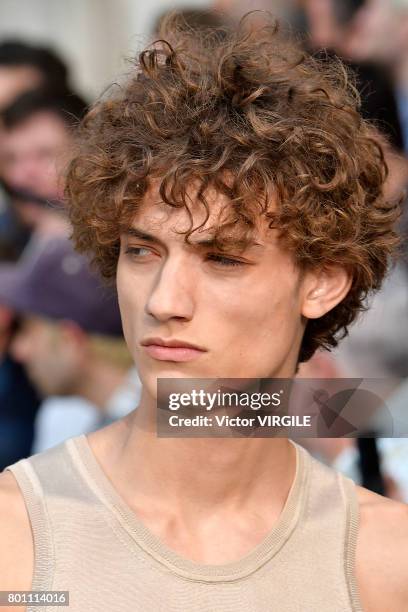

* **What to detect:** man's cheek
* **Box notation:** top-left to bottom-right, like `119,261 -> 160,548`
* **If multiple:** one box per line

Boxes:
117,291 -> 136,329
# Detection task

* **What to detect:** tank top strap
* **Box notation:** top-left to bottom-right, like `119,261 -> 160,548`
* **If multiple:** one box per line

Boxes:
338,472 -> 364,612
5,457 -> 53,595
302,449 -> 363,612
4,438 -> 89,597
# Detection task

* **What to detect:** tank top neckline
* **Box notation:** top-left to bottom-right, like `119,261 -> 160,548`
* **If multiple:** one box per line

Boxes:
67,434 -> 311,582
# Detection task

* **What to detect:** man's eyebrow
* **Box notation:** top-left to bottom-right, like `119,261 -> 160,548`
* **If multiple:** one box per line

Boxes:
193,237 -> 264,250
123,227 -> 218,248
123,228 -> 162,244
123,227 -> 263,250
192,237 -> 221,248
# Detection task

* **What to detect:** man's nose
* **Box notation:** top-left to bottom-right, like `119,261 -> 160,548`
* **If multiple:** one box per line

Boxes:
145,255 -> 195,322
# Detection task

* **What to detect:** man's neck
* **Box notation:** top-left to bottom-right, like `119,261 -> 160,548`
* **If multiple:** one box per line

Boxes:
90,392 -> 296,523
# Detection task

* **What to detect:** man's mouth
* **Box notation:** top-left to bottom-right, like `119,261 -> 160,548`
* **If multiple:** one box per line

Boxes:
140,337 -> 207,362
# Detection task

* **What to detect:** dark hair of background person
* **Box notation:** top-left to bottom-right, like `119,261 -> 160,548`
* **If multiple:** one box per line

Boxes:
294,4 -> 404,151
315,50 -> 404,152
0,40 -> 69,92
356,63 -> 404,152
66,13 -> 402,365
357,437 -> 386,496
1,86 -> 88,131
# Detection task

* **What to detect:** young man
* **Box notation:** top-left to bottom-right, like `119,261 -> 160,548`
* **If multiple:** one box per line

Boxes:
1,15 -> 407,612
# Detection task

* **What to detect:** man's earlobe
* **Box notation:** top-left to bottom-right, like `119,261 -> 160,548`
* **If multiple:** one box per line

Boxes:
301,266 -> 353,319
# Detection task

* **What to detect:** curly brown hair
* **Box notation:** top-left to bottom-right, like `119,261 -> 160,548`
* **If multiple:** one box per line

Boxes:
66,13 -> 401,363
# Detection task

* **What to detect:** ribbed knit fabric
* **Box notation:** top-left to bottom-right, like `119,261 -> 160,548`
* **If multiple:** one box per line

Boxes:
5,435 -> 363,611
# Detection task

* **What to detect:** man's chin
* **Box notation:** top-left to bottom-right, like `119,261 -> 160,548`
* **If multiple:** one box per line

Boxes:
140,369 -> 199,402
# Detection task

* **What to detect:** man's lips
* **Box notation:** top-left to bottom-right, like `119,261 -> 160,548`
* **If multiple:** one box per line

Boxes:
141,338 -> 207,362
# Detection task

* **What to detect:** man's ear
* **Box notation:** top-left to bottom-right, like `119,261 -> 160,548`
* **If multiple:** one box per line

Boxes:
301,266 -> 353,319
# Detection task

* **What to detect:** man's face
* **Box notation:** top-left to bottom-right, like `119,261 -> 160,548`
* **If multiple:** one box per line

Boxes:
0,110 -> 70,223
117,183 -> 313,400
10,315 -> 81,397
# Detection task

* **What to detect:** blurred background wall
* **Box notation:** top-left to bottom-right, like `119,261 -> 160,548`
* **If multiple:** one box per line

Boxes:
0,0 -> 215,100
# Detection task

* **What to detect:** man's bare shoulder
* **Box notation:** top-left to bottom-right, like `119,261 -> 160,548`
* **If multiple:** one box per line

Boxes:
0,470 -> 34,595
355,485 -> 408,612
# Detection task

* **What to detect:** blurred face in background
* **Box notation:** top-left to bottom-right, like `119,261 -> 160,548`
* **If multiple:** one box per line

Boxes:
10,315 -> 84,396
0,110 -> 71,227
302,0 -> 408,65
0,65 -> 43,110
341,0 -> 408,65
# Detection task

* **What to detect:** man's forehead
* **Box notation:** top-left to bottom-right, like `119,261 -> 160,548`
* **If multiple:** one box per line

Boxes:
130,205 -> 219,241
126,181 -> 275,245
135,181 -> 228,227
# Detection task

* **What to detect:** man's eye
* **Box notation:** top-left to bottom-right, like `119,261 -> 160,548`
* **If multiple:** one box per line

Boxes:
125,246 -> 154,258
206,253 -> 245,267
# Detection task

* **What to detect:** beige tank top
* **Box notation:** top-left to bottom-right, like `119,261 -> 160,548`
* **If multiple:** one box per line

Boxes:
5,436 -> 363,612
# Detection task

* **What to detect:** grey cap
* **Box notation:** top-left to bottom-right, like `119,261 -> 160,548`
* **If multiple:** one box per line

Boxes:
0,236 -> 123,337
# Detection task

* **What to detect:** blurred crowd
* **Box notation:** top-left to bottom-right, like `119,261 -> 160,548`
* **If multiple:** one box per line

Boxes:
0,37 -> 142,468
0,0 -> 407,499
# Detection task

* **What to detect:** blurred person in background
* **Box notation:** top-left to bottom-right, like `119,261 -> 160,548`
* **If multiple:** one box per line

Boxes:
0,237 -> 140,453
0,303 -> 40,469
340,0 -> 408,154
0,87 -> 88,462
298,0 -> 408,184
336,0 -> 408,268
0,87 -> 87,244
0,40 -> 69,110
0,40 -> 72,260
